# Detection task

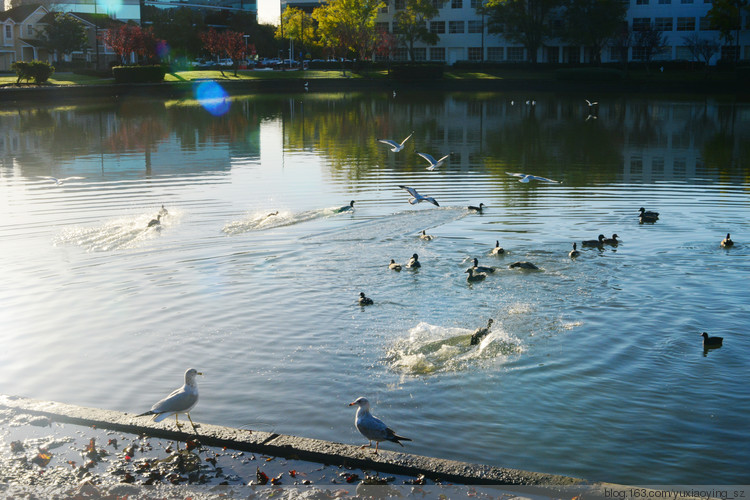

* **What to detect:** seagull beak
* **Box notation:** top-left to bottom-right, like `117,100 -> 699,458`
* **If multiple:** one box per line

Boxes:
348,402 -> 356,406
197,372 -> 204,376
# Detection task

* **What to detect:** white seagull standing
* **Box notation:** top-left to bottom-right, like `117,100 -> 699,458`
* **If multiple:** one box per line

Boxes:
349,397 -> 411,454
398,185 -> 439,206
38,176 -> 86,186
137,368 -> 203,432
506,172 -> 561,184
416,152 -> 450,171
378,131 -> 414,152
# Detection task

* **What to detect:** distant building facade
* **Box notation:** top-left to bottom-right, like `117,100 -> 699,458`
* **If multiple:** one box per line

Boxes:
280,0 -> 749,65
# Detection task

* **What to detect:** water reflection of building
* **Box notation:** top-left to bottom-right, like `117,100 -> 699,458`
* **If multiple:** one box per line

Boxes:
0,99 -> 261,178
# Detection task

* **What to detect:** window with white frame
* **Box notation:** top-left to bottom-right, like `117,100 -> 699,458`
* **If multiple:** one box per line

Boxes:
468,20 -> 482,33
392,22 -> 402,34
487,46 -> 503,60
375,22 -> 389,33
609,46 -> 620,60
395,0 -> 405,9
451,0 -> 462,7
699,16 -> 712,30
658,0 -> 670,3
654,17 -> 673,31
430,21 -> 445,33
676,17 -> 695,30
675,46 -> 692,59
430,47 -> 446,60
413,47 -> 427,60
681,0 -> 693,3
27,24 -> 34,36
507,46 -> 524,61
632,46 -> 647,60
468,47 -> 482,60
448,20 -> 465,33
632,18 -> 651,31
5,25 -> 12,39
636,0 -> 648,4
394,48 -> 408,60
470,0 -> 481,7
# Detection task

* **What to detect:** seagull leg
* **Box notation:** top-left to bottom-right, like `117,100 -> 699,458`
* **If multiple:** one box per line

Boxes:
374,442 -> 379,454
360,441 -> 371,450
175,414 -> 183,429
187,412 -> 200,434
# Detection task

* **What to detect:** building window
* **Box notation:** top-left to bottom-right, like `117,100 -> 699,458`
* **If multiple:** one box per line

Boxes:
632,18 -> 651,31
468,20 -> 482,33
563,46 -> 580,63
451,0 -> 462,7
394,48 -> 408,61
507,46 -> 524,61
546,46 -> 559,62
487,46 -> 503,60
5,25 -> 11,39
681,0 -> 693,3
721,45 -> 738,60
636,0 -> 648,4
468,47 -> 482,60
395,0 -> 405,9
632,46 -> 647,60
430,47 -> 445,60
27,24 -> 34,36
675,46 -> 693,59
432,0 -> 441,7
704,0 -> 712,3
413,47 -> 427,60
375,22 -> 389,33
658,0 -> 670,3
448,20 -> 465,33
654,17 -> 673,31
676,17 -> 695,31
430,21 -> 445,33
699,16 -> 712,30
379,5 -> 388,13
609,46 -> 620,61
470,0 -> 481,7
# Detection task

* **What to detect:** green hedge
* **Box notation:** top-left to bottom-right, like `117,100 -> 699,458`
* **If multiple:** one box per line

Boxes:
555,67 -> 624,81
389,63 -> 444,80
112,65 -> 166,84
11,60 -> 55,84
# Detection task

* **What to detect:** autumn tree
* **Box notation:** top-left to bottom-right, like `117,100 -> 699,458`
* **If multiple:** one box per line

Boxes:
561,0 -> 627,65
40,12 -> 88,62
101,24 -> 163,65
482,0 -> 563,63
394,0 -> 445,61
375,28 -> 399,65
313,0 -> 384,62
200,29 -> 248,76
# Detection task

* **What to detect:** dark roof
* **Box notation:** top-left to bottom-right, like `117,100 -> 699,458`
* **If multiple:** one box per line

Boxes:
0,4 -> 47,23
18,37 -> 46,47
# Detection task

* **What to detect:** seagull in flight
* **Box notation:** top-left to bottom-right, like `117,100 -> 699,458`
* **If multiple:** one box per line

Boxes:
417,152 -> 450,171
585,99 -> 598,108
398,185 -> 439,207
378,132 -> 414,152
39,176 -> 86,186
506,172 -> 561,184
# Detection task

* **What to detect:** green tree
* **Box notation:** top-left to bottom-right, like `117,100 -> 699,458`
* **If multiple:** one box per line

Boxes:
313,0 -> 384,61
561,0 -> 627,65
394,0 -> 444,61
482,0 -> 563,63
40,12 -> 88,62
707,0 -> 747,62
277,7 -> 317,56
146,6 -> 205,60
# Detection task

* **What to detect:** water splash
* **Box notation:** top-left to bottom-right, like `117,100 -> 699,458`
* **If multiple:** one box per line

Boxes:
222,207 -> 344,235
386,321 -> 524,375
54,211 -> 179,252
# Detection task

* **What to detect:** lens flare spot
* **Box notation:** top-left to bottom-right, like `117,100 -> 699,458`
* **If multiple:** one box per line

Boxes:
195,81 -> 230,116
156,41 -> 169,59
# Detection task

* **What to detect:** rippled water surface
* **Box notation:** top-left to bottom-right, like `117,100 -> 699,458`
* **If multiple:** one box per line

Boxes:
1,91 -> 749,484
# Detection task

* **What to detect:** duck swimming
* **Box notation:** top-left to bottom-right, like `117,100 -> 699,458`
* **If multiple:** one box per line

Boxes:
603,234 -> 620,245
358,292 -> 374,306
471,258 -> 496,274
465,267 -> 487,282
639,207 -> 659,219
569,242 -> 580,258
159,204 -> 169,217
336,200 -> 355,213
468,203 -> 484,212
406,253 -> 421,268
582,234 -> 605,247
721,233 -> 734,248
491,240 -> 505,255
509,261 -> 539,270
147,214 -> 162,228
701,332 -> 723,347
388,259 -> 402,271
419,230 -> 434,241
470,318 -> 493,346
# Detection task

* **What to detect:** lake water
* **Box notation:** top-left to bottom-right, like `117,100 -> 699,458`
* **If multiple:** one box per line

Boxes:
1,89 -> 748,485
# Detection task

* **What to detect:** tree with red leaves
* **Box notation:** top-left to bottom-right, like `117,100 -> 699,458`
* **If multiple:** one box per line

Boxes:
200,28 -> 248,77
101,24 -> 163,65
374,28 -> 398,69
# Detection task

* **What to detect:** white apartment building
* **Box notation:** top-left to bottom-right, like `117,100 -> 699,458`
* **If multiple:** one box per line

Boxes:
282,0 -> 750,64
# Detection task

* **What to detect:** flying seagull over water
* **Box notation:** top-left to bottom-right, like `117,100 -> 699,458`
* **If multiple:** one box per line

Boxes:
137,368 -> 203,432
398,185 -> 439,206
349,397 -> 411,454
417,152 -> 450,171
506,172 -> 561,184
38,176 -> 86,186
378,132 -> 414,152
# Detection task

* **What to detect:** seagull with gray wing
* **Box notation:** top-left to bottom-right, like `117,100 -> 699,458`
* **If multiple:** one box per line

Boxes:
378,131 -> 414,152
398,185 -> 439,206
137,368 -> 203,432
349,397 -> 411,454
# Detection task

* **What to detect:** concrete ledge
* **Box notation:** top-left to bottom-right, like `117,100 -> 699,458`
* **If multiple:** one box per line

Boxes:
0,394 -> 582,487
